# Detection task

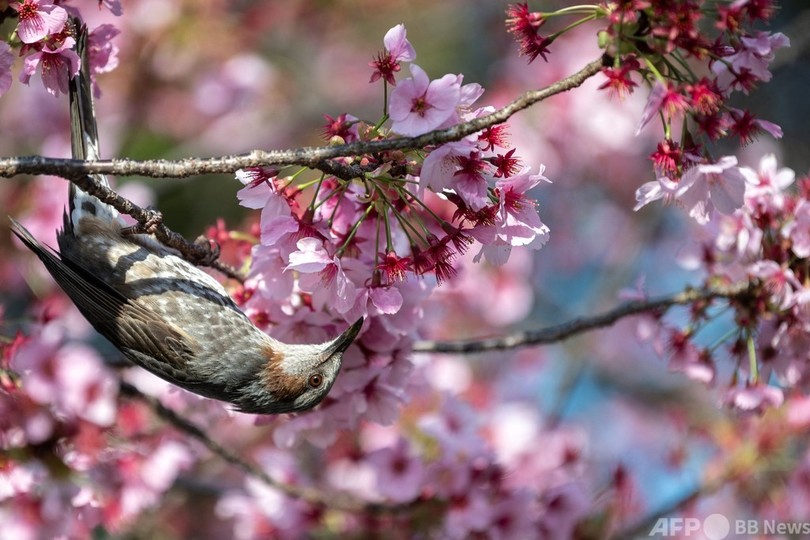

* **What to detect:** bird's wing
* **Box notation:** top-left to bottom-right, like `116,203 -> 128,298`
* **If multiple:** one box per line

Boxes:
11,219 -> 201,381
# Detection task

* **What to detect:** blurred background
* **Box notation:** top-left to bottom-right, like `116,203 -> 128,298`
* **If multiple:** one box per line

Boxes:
2,0 -> 809,535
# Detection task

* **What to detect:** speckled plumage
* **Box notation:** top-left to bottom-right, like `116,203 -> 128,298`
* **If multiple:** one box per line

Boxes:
10,23 -> 362,414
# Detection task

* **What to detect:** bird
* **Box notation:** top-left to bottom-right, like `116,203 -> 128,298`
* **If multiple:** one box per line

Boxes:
10,22 -> 363,414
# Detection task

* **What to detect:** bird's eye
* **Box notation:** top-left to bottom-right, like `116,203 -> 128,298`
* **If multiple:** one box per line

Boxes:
308,373 -> 324,388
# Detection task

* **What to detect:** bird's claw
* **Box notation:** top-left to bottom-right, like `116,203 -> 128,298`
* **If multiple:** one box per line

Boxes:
121,207 -> 163,236
193,235 -> 221,266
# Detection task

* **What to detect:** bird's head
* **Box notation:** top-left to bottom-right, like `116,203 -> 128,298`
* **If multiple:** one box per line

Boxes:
239,317 -> 364,414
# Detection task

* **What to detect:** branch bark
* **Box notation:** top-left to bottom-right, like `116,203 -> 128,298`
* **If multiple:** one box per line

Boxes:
412,283 -> 751,354
0,57 -> 605,180
5,57 -> 605,281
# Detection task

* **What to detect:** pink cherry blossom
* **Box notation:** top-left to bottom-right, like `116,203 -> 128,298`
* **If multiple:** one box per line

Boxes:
88,25 -> 120,74
452,151 -> 493,210
54,344 -> 118,425
633,175 -> 683,211
0,42 -> 12,98
420,139 -> 479,194
635,80 -> 687,135
723,383 -> 784,412
668,342 -> 715,385
389,64 -> 461,136
443,487 -> 494,538
11,0 -> 67,44
140,440 -> 194,493
10,324 -> 117,426
458,79 -> 485,113
286,238 -> 358,314
714,209 -> 762,262
713,31 -> 790,92
236,168 -> 318,255
419,396 -> 482,457
235,167 -> 281,204
537,482 -> 591,540
437,74 -> 487,130
322,112 -> 360,142
741,153 -> 795,208
19,37 -> 80,96
368,285 -> 403,315
473,237 -> 512,266
677,156 -> 748,224
383,24 -> 416,63
747,260 -> 801,310
493,166 -> 551,250
5,7 -> 805,537
486,491 -> 538,540
367,438 -> 425,502
87,24 -> 120,96
789,200 -> 810,258
369,24 -> 416,86
286,236 -> 333,273
472,167 -> 549,266
247,244 -> 295,301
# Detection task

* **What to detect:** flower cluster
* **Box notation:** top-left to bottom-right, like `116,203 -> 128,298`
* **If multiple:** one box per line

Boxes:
0,315 -> 195,536
232,23 -> 551,442
507,1 -> 787,224
0,0 -> 121,97
636,155 -> 810,411
217,396 -> 591,539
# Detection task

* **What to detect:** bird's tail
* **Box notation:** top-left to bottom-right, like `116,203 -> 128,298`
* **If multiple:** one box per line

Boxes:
67,21 -> 120,231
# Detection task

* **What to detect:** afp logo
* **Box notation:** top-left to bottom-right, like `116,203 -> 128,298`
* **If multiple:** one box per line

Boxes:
649,514 -> 730,539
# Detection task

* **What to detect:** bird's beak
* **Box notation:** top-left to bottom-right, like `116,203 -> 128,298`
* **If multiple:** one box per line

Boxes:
322,317 -> 364,360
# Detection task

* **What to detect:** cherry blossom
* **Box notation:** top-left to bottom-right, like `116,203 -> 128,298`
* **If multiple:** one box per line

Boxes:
506,2 -> 552,63
389,64 -> 461,136
369,23 -> 415,86
19,36 -> 80,96
723,384 -> 785,412
286,238 -> 358,315
10,0 -> 67,44
0,42 -> 13,97
636,81 -> 688,135
493,166 -> 551,250
713,30 -> 790,92
367,438 -> 425,502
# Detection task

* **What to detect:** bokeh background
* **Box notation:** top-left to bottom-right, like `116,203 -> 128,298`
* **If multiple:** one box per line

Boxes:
2,1 -> 810,537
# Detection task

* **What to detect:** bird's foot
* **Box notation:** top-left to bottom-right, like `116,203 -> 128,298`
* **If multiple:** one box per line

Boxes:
121,207 -> 163,236
192,235 -> 221,266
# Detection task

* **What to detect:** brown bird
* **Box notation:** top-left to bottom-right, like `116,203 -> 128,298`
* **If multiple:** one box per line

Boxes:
11,24 -> 362,414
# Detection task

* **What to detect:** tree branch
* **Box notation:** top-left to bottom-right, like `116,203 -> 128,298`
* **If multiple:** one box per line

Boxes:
4,57 -> 605,282
0,57 -> 605,180
411,283 -> 752,354
608,475 -> 726,540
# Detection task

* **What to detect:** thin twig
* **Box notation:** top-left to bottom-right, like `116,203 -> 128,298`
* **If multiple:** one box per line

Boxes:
0,57 -> 605,180
68,172 -> 245,281
412,283 -> 752,353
